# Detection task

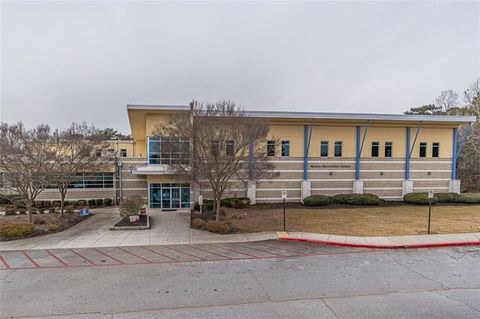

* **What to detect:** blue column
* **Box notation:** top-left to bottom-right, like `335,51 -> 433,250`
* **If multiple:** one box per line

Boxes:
405,127 -> 411,180
303,125 -> 308,180
248,142 -> 254,179
452,128 -> 458,180
355,126 -> 361,180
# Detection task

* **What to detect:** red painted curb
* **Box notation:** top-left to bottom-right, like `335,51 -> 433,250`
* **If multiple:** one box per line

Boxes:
280,237 -> 480,249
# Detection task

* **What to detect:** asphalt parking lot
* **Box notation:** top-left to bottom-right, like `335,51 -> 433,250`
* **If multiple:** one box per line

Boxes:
0,240 -> 379,270
1,241 -> 479,319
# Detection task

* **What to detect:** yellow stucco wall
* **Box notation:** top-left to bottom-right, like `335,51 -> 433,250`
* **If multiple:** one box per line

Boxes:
409,127 -> 453,158
128,109 -> 459,160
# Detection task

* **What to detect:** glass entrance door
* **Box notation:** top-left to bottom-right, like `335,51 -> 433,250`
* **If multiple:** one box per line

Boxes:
149,183 -> 190,210
171,188 -> 180,208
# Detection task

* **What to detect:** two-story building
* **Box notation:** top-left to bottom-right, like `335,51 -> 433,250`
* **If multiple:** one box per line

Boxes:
34,104 -> 476,211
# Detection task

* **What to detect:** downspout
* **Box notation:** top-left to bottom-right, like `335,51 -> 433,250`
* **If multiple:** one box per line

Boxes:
452,127 -> 458,180
405,127 -> 411,180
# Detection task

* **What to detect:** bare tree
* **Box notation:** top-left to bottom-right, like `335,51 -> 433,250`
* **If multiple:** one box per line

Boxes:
51,123 -> 109,215
464,78 -> 480,118
456,78 -> 480,190
435,89 -> 459,113
0,123 -> 55,222
154,101 -> 275,221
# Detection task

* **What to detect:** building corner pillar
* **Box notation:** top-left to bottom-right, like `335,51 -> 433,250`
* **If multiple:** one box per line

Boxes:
449,180 -> 461,194
301,180 -> 311,202
402,180 -> 413,197
247,180 -> 256,205
353,180 -> 364,194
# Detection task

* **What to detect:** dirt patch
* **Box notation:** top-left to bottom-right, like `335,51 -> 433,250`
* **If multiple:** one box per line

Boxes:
222,204 -> 480,236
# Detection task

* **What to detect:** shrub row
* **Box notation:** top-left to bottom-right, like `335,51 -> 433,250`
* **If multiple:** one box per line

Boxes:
403,192 -> 480,205
0,223 -> 35,241
194,197 -> 250,212
33,198 -> 115,209
303,194 -> 381,207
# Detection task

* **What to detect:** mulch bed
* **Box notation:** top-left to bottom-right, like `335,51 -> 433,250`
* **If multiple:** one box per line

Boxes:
0,212 -> 91,241
113,215 -> 148,227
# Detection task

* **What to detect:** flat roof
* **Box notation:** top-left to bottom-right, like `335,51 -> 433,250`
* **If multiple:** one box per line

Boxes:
126,104 -> 476,123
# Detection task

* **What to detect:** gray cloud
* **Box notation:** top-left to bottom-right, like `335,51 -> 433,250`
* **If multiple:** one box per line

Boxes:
1,1 -> 479,133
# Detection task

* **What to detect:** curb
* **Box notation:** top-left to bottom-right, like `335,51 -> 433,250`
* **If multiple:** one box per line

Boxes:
279,237 -> 480,249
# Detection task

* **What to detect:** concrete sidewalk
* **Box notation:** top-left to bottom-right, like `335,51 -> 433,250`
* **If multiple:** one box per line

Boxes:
0,207 -> 277,251
279,231 -> 480,249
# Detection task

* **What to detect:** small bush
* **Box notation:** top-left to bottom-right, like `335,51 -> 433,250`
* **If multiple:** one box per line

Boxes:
221,197 -> 250,208
47,224 -> 60,232
403,193 -> 437,205
194,199 -> 214,212
96,198 -> 104,206
53,201 -> 61,207
219,207 -> 227,216
331,193 -> 380,205
78,200 -> 87,207
120,196 -> 145,219
191,218 -> 206,230
35,201 -> 44,208
104,198 -> 113,206
43,201 -> 52,208
4,204 -> 17,215
205,220 -> 230,234
303,195 -> 330,206
88,199 -> 96,207
33,216 -> 45,225
0,223 -> 35,240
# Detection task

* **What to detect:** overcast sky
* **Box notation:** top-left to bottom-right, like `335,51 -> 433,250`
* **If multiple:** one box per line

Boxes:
1,1 -> 479,133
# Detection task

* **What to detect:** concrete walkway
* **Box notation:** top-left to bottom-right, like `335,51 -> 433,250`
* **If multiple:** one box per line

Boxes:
279,231 -> 480,248
0,207 -> 277,251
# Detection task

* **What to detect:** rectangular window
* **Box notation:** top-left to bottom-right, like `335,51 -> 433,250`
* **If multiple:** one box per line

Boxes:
47,173 -> 114,189
211,140 -> 220,157
226,140 -> 234,156
281,141 -> 290,157
267,140 -> 275,157
432,143 -> 440,158
120,149 -> 127,157
148,136 -> 190,165
320,141 -> 329,157
334,141 -> 343,157
95,149 -> 102,157
419,142 -> 427,158
384,142 -> 393,158
371,141 -> 379,157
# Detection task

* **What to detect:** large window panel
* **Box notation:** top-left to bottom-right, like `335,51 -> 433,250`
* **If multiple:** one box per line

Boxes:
148,136 -> 190,165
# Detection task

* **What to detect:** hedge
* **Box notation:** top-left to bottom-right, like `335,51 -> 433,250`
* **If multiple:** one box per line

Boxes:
404,192 -> 480,205
331,193 -> 380,205
0,223 -> 35,241
104,198 -> 113,206
303,195 -> 330,206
